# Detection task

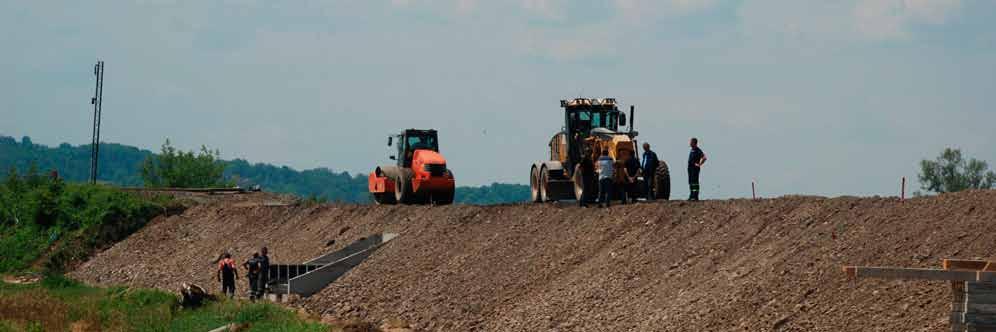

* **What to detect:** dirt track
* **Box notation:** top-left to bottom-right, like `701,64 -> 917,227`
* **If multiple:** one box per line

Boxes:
71,191 -> 996,331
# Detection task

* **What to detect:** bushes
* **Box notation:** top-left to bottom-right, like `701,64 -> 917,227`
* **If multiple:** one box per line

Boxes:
40,273 -> 82,289
0,168 -> 167,273
2,277 -> 328,332
0,227 -> 49,272
141,139 -> 230,188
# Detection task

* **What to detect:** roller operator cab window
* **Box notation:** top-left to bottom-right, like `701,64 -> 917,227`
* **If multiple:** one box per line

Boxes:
406,134 -> 439,152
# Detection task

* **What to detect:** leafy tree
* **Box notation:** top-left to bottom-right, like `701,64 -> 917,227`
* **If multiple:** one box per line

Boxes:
918,148 -> 996,194
2,168 -> 22,226
140,139 -> 229,188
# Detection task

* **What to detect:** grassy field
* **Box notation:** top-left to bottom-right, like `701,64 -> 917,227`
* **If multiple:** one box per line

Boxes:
0,274 -> 327,332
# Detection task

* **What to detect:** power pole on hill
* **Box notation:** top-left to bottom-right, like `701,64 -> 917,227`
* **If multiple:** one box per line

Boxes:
89,60 -> 104,184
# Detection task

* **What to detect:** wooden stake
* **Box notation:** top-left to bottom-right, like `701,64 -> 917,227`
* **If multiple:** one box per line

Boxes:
901,177 -> 906,201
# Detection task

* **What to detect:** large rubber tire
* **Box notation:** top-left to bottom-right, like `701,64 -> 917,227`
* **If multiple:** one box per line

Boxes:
432,171 -> 455,205
413,189 -> 431,205
432,189 -> 454,205
654,161 -> 671,200
530,166 -> 541,203
539,166 -> 551,202
371,192 -> 396,205
394,172 -> 414,204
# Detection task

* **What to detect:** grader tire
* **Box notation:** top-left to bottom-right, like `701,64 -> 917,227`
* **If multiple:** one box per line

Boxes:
539,166 -> 551,202
530,166 -> 541,203
654,161 -> 671,200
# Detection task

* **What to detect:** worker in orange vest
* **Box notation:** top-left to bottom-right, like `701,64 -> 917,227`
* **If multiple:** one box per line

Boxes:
216,252 -> 239,298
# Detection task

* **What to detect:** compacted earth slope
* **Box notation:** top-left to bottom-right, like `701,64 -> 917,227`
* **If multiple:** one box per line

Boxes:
72,191 -> 996,331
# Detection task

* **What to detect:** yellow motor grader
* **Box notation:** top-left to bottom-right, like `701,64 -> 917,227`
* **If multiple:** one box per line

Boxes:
529,98 -> 670,203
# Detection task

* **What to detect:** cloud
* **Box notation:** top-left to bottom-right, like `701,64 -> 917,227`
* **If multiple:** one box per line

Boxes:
738,0 -> 963,43
390,0 -> 478,15
519,24 -> 619,62
520,0 -> 719,23
614,0 -> 718,20
854,0 -> 962,40
521,0 -> 567,21
515,0 -> 721,61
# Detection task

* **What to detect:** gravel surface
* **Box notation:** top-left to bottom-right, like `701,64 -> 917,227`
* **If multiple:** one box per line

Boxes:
71,190 -> 996,331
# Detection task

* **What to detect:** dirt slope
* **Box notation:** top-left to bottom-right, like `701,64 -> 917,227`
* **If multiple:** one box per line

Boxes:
71,191 -> 996,331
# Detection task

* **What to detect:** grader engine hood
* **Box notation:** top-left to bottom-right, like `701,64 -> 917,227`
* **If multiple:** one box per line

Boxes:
606,135 -> 636,160
585,133 -> 637,161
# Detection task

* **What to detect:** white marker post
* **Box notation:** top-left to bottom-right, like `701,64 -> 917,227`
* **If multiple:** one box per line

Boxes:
751,179 -> 757,200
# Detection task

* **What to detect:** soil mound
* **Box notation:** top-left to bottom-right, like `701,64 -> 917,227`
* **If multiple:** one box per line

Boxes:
71,191 -> 996,331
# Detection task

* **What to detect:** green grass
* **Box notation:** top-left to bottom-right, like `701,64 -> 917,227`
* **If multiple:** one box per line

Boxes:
0,274 -> 327,332
0,174 -> 172,274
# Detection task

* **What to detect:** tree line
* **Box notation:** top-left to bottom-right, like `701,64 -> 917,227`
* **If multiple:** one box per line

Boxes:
8,135 -> 989,201
0,136 -> 529,204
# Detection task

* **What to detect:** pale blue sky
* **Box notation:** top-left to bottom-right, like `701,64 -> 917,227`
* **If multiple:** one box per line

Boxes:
2,0 -> 994,198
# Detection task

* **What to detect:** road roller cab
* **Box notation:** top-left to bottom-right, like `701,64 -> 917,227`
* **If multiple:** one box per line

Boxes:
369,129 -> 455,205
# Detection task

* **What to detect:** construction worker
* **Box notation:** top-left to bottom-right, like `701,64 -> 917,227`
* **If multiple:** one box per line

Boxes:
216,252 -> 238,298
259,247 -> 271,297
243,253 -> 262,301
578,155 -> 595,208
641,143 -> 660,200
688,137 -> 707,201
597,149 -> 614,208
623,150 -> 640,203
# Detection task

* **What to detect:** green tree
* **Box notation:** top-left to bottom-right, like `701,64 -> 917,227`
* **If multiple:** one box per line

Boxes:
140,139 -> 229,188
918,148 -> 996,194
1,168 -> 22,226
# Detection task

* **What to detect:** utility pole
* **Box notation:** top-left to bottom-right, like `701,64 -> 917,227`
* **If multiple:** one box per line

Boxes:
90,61 -> 104,184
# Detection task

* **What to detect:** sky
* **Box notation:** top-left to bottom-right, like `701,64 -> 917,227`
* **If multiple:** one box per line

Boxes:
2,0 -> 994,199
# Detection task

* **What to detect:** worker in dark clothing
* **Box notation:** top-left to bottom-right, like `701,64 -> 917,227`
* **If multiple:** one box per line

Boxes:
597,149 -> 614,208
622,150 -> 640,203
259,247 -> 270,297
613,158 -> 628,205
578,155 -> 595,207
243,253 -> 262,301
641,143 -> 660,201
688,137 -> 707,201
216,252 -> 238,298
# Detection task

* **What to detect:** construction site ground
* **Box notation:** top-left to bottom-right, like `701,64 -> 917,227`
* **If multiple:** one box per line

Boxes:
70,190 -> 996,331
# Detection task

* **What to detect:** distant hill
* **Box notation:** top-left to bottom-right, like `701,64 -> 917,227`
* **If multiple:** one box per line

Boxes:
0,135 -> 528,204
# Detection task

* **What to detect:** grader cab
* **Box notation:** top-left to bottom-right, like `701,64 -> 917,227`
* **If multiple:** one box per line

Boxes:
529,98 -> 670,203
